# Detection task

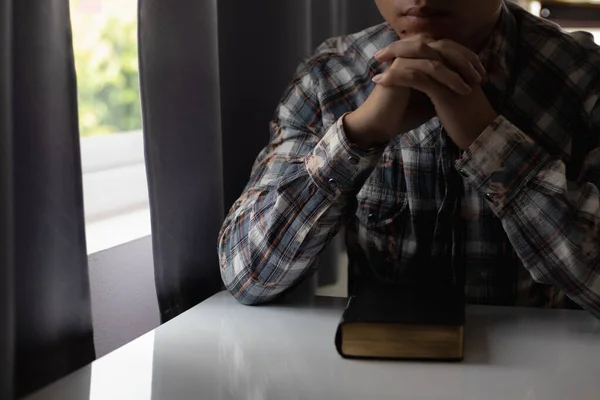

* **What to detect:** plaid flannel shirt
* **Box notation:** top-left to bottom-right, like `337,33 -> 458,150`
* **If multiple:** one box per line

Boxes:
218,2 -> 600,317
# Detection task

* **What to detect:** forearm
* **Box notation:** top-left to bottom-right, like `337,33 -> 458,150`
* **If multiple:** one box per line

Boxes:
218,180 -> 343,305
501,178 -> 600,316
456,115 -> 600,317
219,118 -> 384,305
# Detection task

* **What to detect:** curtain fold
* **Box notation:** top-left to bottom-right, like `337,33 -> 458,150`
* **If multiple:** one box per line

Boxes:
139,0 -> 225,323
0,1 -> 14,398
1,0 -> 95,397
140,0 -> 383,321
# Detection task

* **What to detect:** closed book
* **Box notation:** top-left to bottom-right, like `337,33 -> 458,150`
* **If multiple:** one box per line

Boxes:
335,282 -> 465,361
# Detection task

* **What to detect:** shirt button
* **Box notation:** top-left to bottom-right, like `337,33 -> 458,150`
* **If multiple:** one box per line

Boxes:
485,193 -> 494,202
328,178 -> 338,189
348,156 -> 359,165
459,169 -> 469,178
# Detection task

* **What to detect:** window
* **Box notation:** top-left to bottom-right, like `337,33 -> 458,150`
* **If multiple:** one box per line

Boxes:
71,0 -> 151,254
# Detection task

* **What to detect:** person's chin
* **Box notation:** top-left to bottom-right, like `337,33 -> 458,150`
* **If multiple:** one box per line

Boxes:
397,16 -> 452,38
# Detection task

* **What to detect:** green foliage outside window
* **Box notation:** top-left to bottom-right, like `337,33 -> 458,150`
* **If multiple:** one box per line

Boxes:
71,2 -> 142,137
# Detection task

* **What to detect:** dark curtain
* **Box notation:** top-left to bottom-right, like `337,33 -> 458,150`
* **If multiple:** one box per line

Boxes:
139,0 -> 383,322
139,0 -> 225,323
0,1 -> 14,397
219,0 -> 383,209
0,0 -> 95,398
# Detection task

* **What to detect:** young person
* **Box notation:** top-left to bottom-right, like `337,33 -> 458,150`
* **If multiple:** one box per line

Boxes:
218,0 -> 600,318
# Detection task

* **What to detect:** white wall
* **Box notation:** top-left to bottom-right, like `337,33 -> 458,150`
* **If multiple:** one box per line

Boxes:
80,131 -> 148,224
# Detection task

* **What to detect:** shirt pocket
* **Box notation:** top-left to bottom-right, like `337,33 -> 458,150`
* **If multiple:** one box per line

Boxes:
355,147 -> 408,229
355,184 -> 407,228
353,167 -> 410,274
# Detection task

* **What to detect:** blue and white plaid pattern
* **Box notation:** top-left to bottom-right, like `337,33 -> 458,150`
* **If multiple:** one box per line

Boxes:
218,2 -> 600,318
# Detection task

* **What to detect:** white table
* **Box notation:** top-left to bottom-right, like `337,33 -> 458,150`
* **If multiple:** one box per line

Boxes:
26,291 -> 600,400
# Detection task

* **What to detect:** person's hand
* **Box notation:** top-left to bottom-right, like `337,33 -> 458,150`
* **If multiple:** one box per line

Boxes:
343,84 -> 422,149
344,35 -> 487,149
373,38 -> 498,150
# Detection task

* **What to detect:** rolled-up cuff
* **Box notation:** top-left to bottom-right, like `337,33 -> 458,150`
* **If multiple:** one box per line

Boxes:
455,115 -> 550,215
305,114 -> 385,198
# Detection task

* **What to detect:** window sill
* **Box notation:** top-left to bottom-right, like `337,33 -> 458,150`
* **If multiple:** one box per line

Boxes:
81,131 -> 151,254
86,207 -> 151,254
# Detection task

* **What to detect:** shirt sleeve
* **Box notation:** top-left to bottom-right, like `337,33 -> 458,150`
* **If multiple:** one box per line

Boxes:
218,65 -> 384,305
456,111 -> 600,318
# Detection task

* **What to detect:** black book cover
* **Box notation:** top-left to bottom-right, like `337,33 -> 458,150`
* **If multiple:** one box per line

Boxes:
335,281 -> 465,360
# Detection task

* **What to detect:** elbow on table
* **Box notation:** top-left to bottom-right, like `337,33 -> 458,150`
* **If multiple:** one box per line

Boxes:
223,278 -> 282,306
219,256 -> 284,306
229,289 -> 274,306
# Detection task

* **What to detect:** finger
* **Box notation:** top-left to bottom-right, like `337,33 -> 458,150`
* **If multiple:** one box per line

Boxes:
375,68 -> 446,98
428,39 -> 486,79
468,53 -> 487,79
437,50 -> 482,85
375,37 -> 483,87
375,58 -> 471,96
374,38 -> 438,62
406,33 -> 436,44
457,50 -> 486,80
412,58 -> 472,95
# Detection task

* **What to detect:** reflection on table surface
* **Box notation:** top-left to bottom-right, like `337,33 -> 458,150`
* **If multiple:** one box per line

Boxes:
26,291 -> 600,400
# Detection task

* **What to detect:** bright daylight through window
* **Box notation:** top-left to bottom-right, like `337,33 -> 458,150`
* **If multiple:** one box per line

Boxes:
71,0 -> 151,254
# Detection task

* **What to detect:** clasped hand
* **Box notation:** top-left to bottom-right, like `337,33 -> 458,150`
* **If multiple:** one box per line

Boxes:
344,35 -> 498,150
